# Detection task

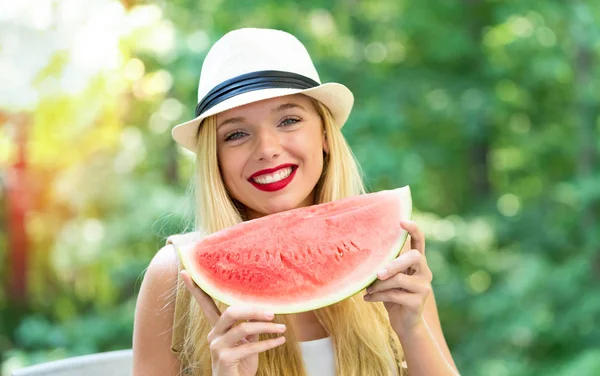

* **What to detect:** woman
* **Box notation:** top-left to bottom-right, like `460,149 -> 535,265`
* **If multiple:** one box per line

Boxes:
133,28 -> 460,376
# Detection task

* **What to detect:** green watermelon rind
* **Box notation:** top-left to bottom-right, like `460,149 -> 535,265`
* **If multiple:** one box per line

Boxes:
176,186 -> 412,314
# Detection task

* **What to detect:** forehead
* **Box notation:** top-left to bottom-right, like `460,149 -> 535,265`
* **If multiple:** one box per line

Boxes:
216,94 -> 315,121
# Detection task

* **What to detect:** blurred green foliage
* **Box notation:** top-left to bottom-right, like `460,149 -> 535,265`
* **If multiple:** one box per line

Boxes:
1,0 -> 599,375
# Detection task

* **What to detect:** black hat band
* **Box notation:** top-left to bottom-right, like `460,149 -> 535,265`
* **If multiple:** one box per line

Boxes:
195,70 -> 320,118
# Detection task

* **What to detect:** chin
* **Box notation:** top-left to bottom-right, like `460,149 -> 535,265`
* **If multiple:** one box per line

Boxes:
248,191 -> 313,217
259,199 -> 303,215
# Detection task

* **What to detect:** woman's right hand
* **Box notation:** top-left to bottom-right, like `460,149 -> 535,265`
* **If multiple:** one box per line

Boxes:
180,270 -> 287,376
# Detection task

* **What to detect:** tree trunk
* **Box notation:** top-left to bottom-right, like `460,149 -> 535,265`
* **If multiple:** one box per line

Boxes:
3,112 -> 30,302
574,30 -> 599,245
464,0 -> 491,198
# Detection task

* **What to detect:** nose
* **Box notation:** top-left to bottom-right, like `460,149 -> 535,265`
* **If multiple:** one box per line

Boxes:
255,128 -> 281,161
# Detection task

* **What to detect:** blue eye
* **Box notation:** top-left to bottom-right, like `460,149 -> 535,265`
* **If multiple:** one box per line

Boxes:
280,117 -> 300,127
225,131 -> 247,141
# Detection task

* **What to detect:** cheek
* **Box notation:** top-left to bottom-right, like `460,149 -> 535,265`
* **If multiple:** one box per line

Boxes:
298,136 -> 325,174
217,150 -> 242,187
292,131 -> 324,167
311,132 -> 326,163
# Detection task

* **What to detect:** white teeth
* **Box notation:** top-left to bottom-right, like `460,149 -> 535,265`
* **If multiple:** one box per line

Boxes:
253,167 -> 293,185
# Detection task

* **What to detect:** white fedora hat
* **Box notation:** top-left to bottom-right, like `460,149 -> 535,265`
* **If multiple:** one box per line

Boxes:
171,28 -> 354,153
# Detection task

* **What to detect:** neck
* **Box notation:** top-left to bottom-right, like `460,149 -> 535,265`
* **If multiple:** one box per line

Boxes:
291,310 -> 328,341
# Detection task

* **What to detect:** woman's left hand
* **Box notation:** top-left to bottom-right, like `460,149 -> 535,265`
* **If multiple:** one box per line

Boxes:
364,220 -> 433,339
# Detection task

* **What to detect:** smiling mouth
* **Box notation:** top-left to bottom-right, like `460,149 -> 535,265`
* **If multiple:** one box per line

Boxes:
247,164 -> 298,192
251,166 -> 295,185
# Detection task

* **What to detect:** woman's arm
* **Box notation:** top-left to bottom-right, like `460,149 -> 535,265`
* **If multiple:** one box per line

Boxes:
399,229 -> 459,375
421,288 -> 458,372
397,290 -> 460,375
133,245 -> 181,376
366,223 -> 460,376
398,229 -> 459,375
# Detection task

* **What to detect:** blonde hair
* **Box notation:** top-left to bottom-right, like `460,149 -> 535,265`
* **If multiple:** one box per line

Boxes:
176,97 -> 406,375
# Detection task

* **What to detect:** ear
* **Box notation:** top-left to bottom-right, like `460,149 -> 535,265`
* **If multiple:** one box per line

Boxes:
322,130 -> 329,155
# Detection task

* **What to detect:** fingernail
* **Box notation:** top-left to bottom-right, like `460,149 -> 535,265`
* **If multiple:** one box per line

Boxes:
364,294 -> 371,300
377,269 -> 387,278
264,311 -> 274,319
275,324 -> 286,331
366,287 -> 372,294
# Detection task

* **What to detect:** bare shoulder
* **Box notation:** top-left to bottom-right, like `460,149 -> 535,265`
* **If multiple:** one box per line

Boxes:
145,243 -> 180,280
133,244 -> 181,376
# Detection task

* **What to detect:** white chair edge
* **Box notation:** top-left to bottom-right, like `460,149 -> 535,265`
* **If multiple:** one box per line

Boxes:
11,349 -> 133,376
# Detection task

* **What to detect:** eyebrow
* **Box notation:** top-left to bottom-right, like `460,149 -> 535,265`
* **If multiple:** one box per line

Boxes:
271,102 -> 306,113
217,102 -> 307,130
217,116 -> 245,129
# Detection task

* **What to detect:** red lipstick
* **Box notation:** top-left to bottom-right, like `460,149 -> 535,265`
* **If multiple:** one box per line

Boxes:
248,163 -> 297,192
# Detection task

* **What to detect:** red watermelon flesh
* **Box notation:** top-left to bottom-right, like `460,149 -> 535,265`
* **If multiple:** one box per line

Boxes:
177,186 -> 412,314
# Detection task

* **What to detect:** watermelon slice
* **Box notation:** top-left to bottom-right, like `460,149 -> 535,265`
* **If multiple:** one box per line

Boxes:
176,186 -> 412,314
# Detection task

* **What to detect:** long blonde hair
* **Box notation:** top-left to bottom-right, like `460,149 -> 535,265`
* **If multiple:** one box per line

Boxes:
176,97 -> 406,375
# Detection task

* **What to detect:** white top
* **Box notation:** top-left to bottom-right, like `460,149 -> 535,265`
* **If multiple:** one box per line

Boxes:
299,337 -> 336,376
298,337 -> 403,375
